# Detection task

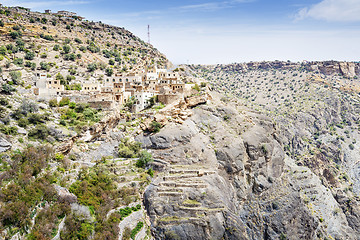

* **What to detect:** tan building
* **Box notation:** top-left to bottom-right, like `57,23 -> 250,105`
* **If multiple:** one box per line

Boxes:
82,82 -> 100,92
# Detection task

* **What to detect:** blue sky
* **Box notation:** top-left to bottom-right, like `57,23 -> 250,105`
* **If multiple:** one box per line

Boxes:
3,0 -> 360,64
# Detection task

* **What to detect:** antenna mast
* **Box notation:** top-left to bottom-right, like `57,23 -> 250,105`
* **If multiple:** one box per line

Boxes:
147,25 -> 150,44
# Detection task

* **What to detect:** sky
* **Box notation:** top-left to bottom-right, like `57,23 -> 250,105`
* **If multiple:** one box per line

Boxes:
2,0 -> 360,64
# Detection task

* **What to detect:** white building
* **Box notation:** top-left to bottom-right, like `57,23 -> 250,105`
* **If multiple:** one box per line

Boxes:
133,91 -> 155,112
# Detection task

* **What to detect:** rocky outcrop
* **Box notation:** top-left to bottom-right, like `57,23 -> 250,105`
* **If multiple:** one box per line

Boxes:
141,93 -> 359,240
0,136 -> 11,153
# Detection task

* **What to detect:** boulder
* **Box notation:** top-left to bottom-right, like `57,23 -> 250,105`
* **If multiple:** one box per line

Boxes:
0,137 -> 11,152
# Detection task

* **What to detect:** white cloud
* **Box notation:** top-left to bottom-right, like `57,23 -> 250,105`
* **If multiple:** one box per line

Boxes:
296,0 -> 360,22
1,0 -> 90,9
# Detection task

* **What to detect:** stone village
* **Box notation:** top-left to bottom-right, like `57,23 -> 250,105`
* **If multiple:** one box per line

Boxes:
34,66 -> 194,112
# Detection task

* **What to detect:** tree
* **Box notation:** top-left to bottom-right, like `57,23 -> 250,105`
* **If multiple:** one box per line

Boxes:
87,63 -> 97,72
56,73 -> 64,82
1,84 -> 16,94
0,20 -> 4,27
62,45 -> 71,54
25,51 -> 35,60
40,62 -> 50,71
136,150 -> 153,168
9,31 -> 22,39
13,58 -> 23,67
105,68 -> 113,76
0,46 -> 6,55
53,44 -> 60,51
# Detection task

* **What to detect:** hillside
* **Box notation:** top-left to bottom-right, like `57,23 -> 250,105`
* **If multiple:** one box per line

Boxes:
187,61 -> 360,239
0,6 -> 169,88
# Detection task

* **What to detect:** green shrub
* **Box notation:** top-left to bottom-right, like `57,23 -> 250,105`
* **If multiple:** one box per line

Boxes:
74,38 -> 82,44
136,150 -> 153,168
147,167 -> 154,177
25,51 -> 35,60
62,45 -> 71,54
53,44 -> 60,51
2,84 -> 16,94
87,63 -> 97,72
118,138 -> 142,158
28,113 -> 45,124
0,98 -> 9,106
105,68 -> 113,76
69,102 -> 76,109
150,121 -> 161,133
13,58 -> 23,66
9,71 -> 22,84
17,118 -> 29,128
59,97 -> 70,107
28,125 -> 49,140
130,221 -> 143,239
192,83 -> 200,92
49,99 -> 58,107
40,61 -> 50,71
9,31 -> 22,39
0,124 -> 18,135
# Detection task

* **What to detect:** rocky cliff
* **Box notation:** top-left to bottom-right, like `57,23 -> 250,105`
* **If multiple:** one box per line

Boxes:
133,92 -> 360,240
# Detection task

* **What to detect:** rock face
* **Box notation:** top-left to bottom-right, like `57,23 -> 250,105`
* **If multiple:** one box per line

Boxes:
142,94 -> 360,240
0,136 -> 11,153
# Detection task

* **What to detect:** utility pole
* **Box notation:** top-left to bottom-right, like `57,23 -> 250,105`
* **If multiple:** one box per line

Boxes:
147,25 -> 150,44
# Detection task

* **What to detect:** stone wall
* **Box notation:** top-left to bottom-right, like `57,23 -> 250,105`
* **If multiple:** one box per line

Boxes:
158,94 -> 181,105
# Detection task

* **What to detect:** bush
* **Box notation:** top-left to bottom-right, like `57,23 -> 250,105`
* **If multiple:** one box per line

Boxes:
69,102 -> 76,109
9,31 -> 22,39
25,61 -> 36,70
53,44 -> 60,51
118,138 -> 142,158
105,68 -> 113,76
62,45 -> 71,54
192,83 -> 200,92
1,84 -> 16,94
24,51 -> 35,60
13,58 -> 23,66
0,46 -> 7,55
0,124 -> 18,135
130,221 -> 143,239
74,38 -> 82,44
87,63 -> 97,72
0,98 -> 9,106
17,118 -> 29,128
40,34 -> 54,41
40,61 -> 50,71
9,71 -> 22,84
150,121 -> 161,133
28,124 -> 49,140
136,150 -> 153,168
59,97 -> 70,107
28,113 -> 45,124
